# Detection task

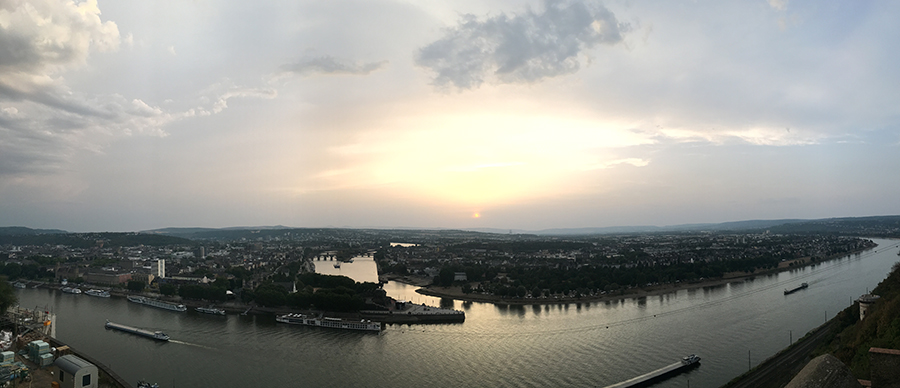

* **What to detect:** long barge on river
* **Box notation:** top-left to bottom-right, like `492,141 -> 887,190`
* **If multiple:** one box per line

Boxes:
127,295 -> 187,312
603,354 -> 700,388
784,282 -> 809,295
276,313 -> 382,332
105,320 -> 170,341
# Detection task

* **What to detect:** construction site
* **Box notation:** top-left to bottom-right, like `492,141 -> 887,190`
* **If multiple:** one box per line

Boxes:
0,305 -> 128,388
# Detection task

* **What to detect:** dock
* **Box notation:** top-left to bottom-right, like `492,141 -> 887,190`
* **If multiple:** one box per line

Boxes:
604,355 -> 700,388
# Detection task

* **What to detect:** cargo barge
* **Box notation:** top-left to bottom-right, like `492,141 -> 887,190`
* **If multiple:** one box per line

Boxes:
105,320 -> 170,341
604,354 -> 701,388
784,282 -> 809,295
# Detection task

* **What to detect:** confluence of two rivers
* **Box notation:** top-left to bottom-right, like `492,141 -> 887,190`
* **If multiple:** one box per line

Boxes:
15,238 -> 900,388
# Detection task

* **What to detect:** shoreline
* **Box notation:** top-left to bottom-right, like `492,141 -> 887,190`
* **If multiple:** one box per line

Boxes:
404,244 -> 878,306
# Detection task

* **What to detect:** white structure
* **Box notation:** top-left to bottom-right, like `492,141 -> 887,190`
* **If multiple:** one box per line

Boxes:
859,294 -> 881,321
151,259 -> 166,279
54,355 -> 98,388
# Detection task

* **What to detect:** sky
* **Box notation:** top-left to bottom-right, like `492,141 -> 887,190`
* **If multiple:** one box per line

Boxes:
2,0 -> 899,232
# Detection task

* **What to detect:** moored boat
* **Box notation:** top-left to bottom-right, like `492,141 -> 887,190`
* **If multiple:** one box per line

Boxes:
195,306 -> 226,315
276,313 -> 381,332
12,282 -> 26,289
61,287 -> 82,294
85,289 -> 111,298
127,295 -> 187,312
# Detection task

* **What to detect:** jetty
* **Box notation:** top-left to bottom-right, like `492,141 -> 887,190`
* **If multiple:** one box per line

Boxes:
604,354 -> 700,388
104,320 -> 169,341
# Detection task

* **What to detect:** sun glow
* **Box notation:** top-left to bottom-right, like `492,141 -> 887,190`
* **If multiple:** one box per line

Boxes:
309,98 -> 656,210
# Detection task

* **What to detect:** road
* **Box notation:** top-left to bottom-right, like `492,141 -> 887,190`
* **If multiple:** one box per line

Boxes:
722,320 -> 836,388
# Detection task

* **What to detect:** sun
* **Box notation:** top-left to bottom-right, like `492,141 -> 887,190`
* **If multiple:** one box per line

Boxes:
472,212 -> 481,219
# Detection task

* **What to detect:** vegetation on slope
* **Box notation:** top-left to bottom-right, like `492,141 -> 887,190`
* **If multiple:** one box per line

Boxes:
815,261 -> 900,379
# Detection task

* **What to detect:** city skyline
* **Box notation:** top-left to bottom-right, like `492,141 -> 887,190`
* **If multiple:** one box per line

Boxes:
2,0 -> 899,232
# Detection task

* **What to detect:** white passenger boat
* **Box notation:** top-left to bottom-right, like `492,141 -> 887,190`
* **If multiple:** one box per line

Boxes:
276,313 -> 381,332
127,295 -> 187,312
85,289 -> 110,298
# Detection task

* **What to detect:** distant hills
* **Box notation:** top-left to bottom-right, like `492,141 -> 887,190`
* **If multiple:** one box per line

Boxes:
469,219 -> 810,235
0,227 -> 68,236
2,215 -> 899,243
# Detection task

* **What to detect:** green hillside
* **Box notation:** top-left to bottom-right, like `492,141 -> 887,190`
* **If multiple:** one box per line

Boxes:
816,260 -> 900,379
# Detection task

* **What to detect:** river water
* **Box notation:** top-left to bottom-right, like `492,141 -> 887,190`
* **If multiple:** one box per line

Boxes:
14,239 -> 900,388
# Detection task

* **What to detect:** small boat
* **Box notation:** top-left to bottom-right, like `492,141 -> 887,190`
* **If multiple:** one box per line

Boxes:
195,306 -> 226,315
12,282 -> 26,289
85,289 -> 111,298
61,287 -> 82,294
333,262 -> 341,268
137,381 -> 160,388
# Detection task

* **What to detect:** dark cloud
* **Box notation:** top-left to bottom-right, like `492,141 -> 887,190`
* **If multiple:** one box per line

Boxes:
416,0 -> 630,89
282,56 -> 389,76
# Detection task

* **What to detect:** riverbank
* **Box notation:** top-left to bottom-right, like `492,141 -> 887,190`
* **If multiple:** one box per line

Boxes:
410,244 -> 882,306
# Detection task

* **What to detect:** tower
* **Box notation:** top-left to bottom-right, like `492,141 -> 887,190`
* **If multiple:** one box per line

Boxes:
858,294 -> 880,321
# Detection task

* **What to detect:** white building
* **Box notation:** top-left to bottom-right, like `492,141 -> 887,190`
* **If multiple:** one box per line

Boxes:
151,259 -> 166,279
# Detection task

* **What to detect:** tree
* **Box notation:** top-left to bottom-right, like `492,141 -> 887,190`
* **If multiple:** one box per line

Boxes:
0,278 -> 17,314
127,280 -> 145,292
516,285 -> 527,298
439,267 -> 455,287
159,283 -> 177,296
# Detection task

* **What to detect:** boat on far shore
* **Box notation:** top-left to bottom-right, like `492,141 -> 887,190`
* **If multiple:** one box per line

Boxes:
195,306 -> 226,315
276,313 -> 381,332
127,295 -> 187,312
85,289 -> 110,298
61,287 -> 82,294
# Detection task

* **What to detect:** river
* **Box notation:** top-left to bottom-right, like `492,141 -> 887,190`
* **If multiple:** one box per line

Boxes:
14,238 -> 900,388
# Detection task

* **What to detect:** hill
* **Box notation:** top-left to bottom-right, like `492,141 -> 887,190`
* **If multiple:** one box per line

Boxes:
815,260 -> 900,379
0,227 -> 68,236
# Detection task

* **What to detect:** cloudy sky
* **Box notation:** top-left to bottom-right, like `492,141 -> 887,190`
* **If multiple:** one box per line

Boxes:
2,0 -> 899,232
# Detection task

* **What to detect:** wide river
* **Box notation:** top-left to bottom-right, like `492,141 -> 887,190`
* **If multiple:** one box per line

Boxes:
15,238 -> 900,388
